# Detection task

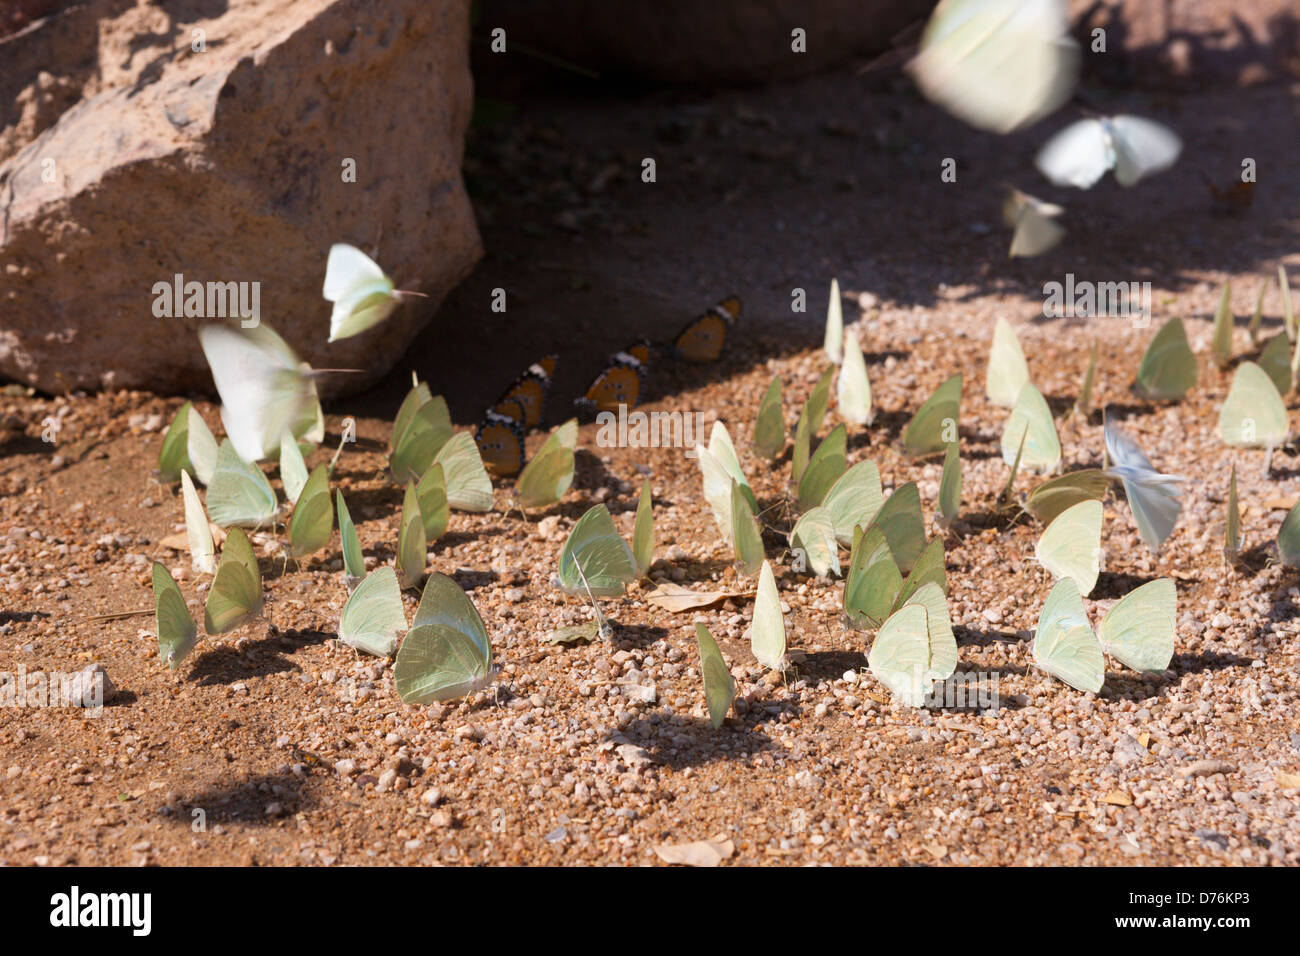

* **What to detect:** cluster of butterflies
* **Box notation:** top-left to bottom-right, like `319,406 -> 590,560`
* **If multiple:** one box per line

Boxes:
472,297 -> 743,477
665,285 -> 1193,712
904,0 -> 1191,258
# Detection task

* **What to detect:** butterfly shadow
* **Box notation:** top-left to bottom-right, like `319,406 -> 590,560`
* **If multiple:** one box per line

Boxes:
572,448 -> 615,493
1098,401 -> 1157,424
961,507 -> 1027,533
1228,542 -> 1275,576
603,712 -> 775,770
0,609 -> 48,625
939,662 -> 1025,714
447,567 -> 498,593
186,627 -> 331,686
1090,570 -> 1160,600
434,525 -> 506,552
609,622 -> 670,650
793,649 -> 866,684
846,408 -> 911,449
1171,649 -> 1255,676
164,770 -> 315,828
337,484 -> 403,522
954,625 -> 1025,649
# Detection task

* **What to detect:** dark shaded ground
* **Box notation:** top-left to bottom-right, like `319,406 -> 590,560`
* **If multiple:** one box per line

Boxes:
358,56 -> 1298,428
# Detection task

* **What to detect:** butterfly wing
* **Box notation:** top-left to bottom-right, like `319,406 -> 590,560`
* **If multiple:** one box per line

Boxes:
1032,577 -> 1103,692
1034,499 -> 1102,596
199,323 -> 317,462
909,0 -> 1079,135
152,562 -> 198,668
1107,115 -> 1181,188
1035,118 -> 1112,189
1098,578 -> 1175,673
751,560 -> 786,670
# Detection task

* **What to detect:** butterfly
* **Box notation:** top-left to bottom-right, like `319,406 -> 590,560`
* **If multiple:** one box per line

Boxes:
673,297 -> 740,363
1036,114 -> 1181,190
339,566 -> 405,657
574,342 -> 651,416
197,322 -> 325,463
908,0 -> 1079,135
393,573 -> 496,704
474,409 -> 527,477
1002,187 -> 1065,258
1204,176 -> 1254,215
751,560 -> 787,671
490,355 -> 557,429
323,244 -> 402,342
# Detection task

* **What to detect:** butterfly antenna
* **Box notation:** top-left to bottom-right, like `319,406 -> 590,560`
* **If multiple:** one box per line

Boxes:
573,558 -> 613,639
328,434 -> 347,475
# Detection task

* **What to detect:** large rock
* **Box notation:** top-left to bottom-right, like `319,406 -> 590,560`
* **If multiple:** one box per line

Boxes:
0,0 -> 481,398
1070,0 -> 1300,88
480,0 -> 937,87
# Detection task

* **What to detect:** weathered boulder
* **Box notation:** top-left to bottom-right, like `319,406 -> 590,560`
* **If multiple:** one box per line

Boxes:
1070,0 -> 1300,88
0,0 -> 481,398
479,0 -> 937,87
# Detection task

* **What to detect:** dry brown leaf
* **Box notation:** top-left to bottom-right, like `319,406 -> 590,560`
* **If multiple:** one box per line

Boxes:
1103,789 -> 1133,807
654,836 -> 735,867
1276,770 -> 1300,789
645,583 -> 753,613
159,523 -> 225,552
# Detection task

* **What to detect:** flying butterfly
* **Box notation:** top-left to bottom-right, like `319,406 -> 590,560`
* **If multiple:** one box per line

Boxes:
908,0 -> 1080,135
1003,187 -> 1065,259
1036,115 -> 1182,190
673,296 -> 741,363
575,342 -> 651,416
489,355 -> 557,429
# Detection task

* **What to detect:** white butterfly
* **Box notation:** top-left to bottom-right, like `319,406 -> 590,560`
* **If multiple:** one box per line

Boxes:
1104,413 -> 1184,553
198,323 -> 324,463
323,244 -> 403,342
1036,115 -> 1181,189
1002,187 -> 1065,258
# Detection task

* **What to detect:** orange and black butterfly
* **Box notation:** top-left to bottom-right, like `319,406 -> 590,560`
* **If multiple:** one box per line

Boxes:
574,341 -> 650,417
672,296 -> 740,363
475,407 -> 527,477
489,355 -> 557,429
1205,177 -> 1254,215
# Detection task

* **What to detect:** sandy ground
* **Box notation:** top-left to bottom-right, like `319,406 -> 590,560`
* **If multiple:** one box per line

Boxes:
1,66 -> 1299,865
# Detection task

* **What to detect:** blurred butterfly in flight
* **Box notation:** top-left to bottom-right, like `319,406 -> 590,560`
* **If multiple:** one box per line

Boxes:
673,296 -> 741,363
575,341 -> 651,417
